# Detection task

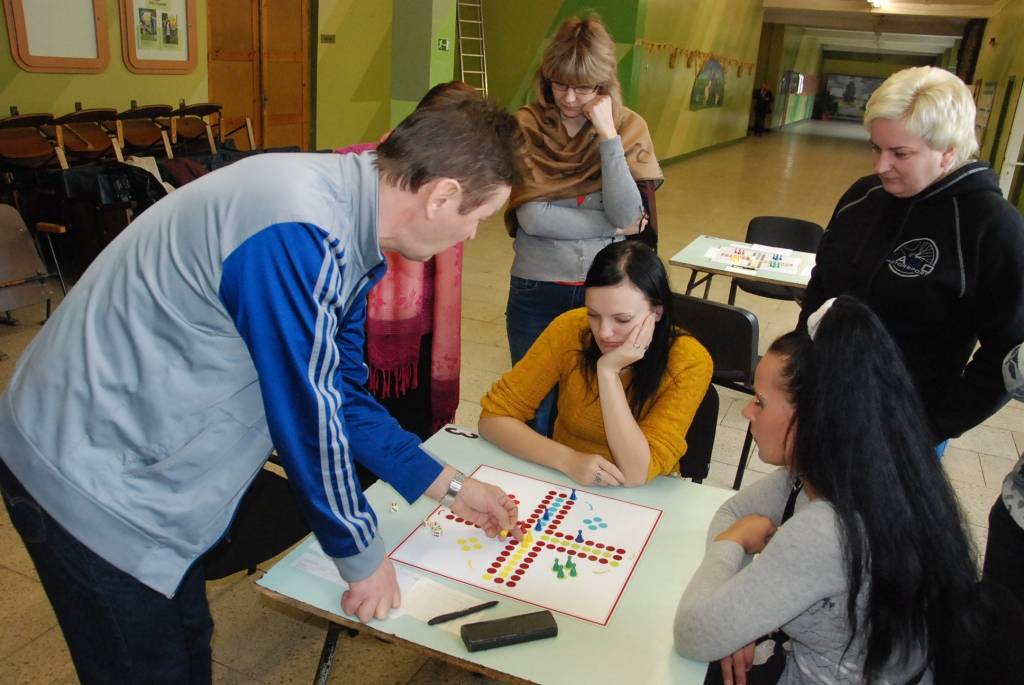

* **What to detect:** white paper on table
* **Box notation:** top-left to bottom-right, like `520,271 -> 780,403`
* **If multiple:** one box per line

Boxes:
396,575 -> 495,635
751,243 -> 793,255
291,541 -> 422,619
703,247 -> 720,259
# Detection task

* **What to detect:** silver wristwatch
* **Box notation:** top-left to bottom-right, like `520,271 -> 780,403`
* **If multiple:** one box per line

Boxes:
440,471 -> 465,509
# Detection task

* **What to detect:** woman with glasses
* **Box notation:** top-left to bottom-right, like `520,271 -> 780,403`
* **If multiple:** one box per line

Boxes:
504,15 -> 662,437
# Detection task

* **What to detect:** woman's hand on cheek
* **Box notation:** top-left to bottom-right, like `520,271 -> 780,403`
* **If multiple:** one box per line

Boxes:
582,95 -> 616,140
596,313 -> 656,375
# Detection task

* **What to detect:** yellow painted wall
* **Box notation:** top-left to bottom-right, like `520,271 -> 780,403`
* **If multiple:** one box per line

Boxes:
0,1 -> 207,115
637,0 -> 764,161
779,28 -> 821,127
315,0 -> 393,149
974,0 -> 1024,170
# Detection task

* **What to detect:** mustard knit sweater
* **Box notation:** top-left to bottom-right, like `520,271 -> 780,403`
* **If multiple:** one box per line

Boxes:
481,308 -> 713,481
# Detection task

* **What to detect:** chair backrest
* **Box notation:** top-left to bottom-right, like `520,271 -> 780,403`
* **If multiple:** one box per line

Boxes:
670,293 -> 759,389
745,215 -> 823,253
678,384 -> 718,482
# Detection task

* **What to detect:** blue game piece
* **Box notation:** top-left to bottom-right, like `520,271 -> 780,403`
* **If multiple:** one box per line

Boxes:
542,506 -> 550,520
575,529 -> 584,543
570,489 -> 577,501
534,519 -> 542,531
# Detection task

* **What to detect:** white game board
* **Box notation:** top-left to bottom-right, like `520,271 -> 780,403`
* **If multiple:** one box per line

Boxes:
388,465 -> 662,626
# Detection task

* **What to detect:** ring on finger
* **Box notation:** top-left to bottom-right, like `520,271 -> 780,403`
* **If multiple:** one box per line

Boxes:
595,471 -> 603,484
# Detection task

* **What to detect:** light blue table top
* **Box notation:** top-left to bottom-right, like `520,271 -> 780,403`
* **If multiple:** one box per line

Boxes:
257,426 -> 734,684
669,234 -> 816,288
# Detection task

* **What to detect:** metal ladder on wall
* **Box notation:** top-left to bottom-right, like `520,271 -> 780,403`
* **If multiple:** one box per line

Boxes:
457,0 -> 488,97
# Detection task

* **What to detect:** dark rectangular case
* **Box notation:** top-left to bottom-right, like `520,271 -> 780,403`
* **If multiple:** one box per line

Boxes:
459,610 -> 558,652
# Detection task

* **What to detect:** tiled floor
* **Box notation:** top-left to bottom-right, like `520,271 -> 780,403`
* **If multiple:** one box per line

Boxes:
0,119 -> 1019,683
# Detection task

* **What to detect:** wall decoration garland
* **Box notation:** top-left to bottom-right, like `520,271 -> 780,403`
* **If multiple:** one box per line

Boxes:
635,39 -> 755,78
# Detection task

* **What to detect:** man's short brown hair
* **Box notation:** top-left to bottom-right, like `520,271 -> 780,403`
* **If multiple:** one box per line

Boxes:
376,97 -> 524,213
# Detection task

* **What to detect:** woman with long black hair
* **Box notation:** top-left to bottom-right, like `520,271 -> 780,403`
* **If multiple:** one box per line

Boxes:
480,241 -> 710,488
675,296 -> 1002,683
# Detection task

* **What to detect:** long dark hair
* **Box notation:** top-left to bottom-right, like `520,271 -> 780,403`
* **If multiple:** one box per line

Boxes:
579,241 -> 679,418
769,296 -> 981,681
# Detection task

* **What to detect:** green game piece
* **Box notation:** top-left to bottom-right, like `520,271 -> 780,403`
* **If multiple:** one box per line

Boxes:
557,568 -> 565,579
569,566 -> 577,577
552,559 -> 562,572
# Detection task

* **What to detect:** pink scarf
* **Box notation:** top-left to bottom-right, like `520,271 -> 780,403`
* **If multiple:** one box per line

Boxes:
335,143 -> 462,430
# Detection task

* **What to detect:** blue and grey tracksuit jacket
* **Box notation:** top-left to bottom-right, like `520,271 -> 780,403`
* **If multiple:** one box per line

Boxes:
0,151 -> 443,596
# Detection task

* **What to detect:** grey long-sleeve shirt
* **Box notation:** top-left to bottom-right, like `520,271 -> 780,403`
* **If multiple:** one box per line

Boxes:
511,135 -> 643,282
674,469 -> 931,684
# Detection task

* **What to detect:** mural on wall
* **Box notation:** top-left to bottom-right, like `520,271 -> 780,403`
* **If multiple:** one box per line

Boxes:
690,58 -> 725,110
825,74 -> 885,121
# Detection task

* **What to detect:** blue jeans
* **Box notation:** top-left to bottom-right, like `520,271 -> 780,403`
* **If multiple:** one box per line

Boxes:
505,276 -> 586,437
0,458 -> 213,685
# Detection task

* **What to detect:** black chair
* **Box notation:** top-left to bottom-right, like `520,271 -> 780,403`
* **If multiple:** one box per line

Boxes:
678,385 -> 718,484
671,293 -> 760,489
727,216 -> 823,306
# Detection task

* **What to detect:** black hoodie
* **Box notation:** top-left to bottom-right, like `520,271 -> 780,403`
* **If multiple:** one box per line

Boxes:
800,162 -> 1024,441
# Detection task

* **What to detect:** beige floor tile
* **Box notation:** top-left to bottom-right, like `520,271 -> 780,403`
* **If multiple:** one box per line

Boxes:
459,318 -> 509,350
983,400 -> 1024,432
1014,431 -> 1024,456
941,446 -> 985,488
460,338 -> 511,376
979,452 -> 1017,490
454,400 -> 482,429
949,479 -> 1000,530
719,397 -> 750,431
405,657 -> 507,684
0,566 -> 59,660
0,626 -> 76,684
0,510 -> 37,580
968,523 -> 989,563
710,425 -> 753,468
950,424 -> 1019,459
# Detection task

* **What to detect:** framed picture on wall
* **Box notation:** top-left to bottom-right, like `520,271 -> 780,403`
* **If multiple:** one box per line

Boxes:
118,0 -> 196,74
2,0 -> 110,73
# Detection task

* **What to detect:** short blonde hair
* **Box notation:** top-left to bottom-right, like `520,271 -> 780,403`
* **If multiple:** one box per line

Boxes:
532,15 -> 623,112
864,66 -> 978,168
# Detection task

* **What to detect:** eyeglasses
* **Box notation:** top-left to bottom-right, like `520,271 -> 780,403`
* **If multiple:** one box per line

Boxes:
550,82 -> 601,96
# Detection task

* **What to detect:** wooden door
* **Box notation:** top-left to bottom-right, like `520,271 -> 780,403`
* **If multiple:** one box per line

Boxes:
207,0 -> 261,149
207,0 -> 310,151
261,0 -> 310,150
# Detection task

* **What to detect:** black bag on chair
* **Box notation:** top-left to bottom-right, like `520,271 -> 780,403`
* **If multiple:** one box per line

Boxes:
203,468 -> 311,579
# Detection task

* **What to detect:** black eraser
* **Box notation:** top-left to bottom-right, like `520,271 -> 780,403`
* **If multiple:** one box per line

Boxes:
460,610 -> 558,652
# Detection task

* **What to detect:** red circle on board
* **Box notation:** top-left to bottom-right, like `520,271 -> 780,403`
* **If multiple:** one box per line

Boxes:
567,550 -> 576,556
499,552 -> 509,559
599,558 -> 608,564
617,548 -> 626,554
546,543 -> 555,549
556,546 -> 566,552
589,555 -> 598,561
511,574 -> 521,581
528,551 -> 538,558
445,514 -> 454,520
585,540 -> 594,546
555,515 -> 565,521
507,493 -> 515,498
494,577 -> 504,584
596,543 -> 605,549
513,499 -> 520,505
613,554 -> 622,561
547,490 -> 556,495
455,517 -> 465,523
559,492 -> 567,498
506,581 -> 517,588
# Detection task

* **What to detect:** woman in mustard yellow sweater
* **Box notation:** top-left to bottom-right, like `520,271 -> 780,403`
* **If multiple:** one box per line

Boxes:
480,242 -> 712,487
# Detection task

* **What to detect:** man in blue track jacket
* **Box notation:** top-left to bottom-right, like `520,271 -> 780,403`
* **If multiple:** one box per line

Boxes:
0,97 -> 525,683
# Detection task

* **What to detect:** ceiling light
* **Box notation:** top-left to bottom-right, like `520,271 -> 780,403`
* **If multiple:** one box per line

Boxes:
867,0 -> 886,8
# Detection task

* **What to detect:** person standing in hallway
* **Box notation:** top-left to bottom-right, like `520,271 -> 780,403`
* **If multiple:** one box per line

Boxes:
0,98 -> 525,684
752,82 -> 773,135
799,66 -> 1024,448
504,14 -> 662,437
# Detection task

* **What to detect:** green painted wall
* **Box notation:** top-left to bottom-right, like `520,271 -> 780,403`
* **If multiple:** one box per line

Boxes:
637,0 -> 762,161
482,0 -> 642,112
389,0 -> 456,127
822,58 -> 917,80
316,0 -> 393,149
974,0 -> 1024,175
0,1 -> 207,115
777,27 -> 820,127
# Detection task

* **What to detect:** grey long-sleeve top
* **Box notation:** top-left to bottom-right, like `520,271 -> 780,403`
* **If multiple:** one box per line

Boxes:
511,135 -> 643,282
674,469 -> 931,684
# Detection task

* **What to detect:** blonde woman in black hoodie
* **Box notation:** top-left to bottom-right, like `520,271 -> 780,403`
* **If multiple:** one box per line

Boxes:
799,66 -> 1024,448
